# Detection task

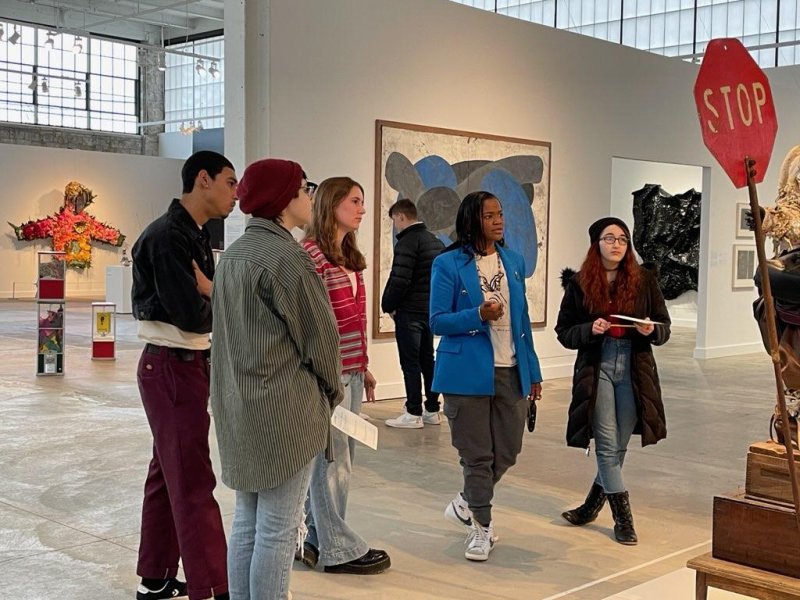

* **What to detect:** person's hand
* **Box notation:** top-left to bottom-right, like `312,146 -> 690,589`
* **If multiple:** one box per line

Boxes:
591,318 -> 611,335
479,300 -> 504,321
529,382 -> 542,401
745,206 -> 766,231
364,370 -> 377,403
634,318 -> 654,336
192,260 -> 212,298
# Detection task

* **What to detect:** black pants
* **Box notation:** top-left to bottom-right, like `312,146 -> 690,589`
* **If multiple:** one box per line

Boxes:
394,311 -> 439,416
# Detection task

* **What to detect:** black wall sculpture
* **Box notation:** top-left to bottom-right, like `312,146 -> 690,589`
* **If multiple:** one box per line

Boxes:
632,184 -> 701,300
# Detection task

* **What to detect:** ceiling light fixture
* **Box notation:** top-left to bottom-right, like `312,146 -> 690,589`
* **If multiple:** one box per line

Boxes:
157,53 -> 166,72
44,31 -> 55,50
9,26 -> 20,45
208,61 -> 219,79
28,76 -> 37,91
195,58 -> 205,75
0,23 -> 5,41
40,78 -> 49,94
72,36 -> 83,54
74,82 -> 82,97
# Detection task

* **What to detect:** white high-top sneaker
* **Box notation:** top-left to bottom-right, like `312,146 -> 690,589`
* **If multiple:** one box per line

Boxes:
464,521 -> 495,561
444,492 -> 473,530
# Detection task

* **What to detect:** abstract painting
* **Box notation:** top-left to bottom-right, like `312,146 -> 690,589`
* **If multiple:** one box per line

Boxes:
373,120 -> 551,338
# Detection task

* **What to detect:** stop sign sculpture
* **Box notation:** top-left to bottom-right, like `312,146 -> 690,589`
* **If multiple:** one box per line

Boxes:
693,38 -> 777,188
693,38 -> 800,530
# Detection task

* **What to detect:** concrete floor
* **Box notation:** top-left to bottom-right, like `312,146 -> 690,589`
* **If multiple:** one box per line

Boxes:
0,299 -> 776,599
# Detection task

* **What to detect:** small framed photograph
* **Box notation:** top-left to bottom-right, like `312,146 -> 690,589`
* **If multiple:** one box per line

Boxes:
732,245 -> 757,289
736,203 -> 752,238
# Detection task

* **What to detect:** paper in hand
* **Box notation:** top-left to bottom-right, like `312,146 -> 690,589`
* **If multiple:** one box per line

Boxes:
331,405 -> 378,450
610,314 -> 664,326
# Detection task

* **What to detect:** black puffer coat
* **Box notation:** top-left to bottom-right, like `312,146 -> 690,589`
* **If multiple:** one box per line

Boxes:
381,223 -> 444,316
555,267 -> 671,449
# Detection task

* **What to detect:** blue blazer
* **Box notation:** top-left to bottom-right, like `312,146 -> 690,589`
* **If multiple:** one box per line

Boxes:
429,244 -> 542,397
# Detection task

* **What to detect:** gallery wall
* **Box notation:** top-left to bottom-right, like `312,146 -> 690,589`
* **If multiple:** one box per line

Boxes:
0,143 -> 183,298
610,158 -> 704,327
264,0 -> 800,393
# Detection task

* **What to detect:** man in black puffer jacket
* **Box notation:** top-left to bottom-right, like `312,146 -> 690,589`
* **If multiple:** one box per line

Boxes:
382,199 -> 445,428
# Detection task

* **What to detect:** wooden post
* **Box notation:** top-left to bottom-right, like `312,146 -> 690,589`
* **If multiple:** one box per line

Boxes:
745,156 -> 800,531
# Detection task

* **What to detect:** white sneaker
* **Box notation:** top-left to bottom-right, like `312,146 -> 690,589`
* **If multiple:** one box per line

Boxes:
385,412 -> 423,428
422,410 -> 441,425
444,492 -> 473,530
465,521 -> 495,561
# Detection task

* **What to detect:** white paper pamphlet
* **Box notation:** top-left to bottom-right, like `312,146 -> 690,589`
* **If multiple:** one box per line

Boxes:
331,405 -> 378,450
610,314 -> 665,326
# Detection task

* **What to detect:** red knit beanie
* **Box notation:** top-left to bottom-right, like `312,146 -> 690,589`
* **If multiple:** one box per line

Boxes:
237,158 -> 303,219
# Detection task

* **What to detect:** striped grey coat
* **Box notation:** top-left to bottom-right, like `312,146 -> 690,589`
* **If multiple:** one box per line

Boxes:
210,217 -> 344,491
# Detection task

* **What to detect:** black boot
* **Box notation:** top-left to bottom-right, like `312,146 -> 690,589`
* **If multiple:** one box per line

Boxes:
607,491 -> 638,545
561,482 -> 606,526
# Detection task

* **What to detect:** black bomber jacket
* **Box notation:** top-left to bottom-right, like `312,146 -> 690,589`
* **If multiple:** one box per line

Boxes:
131,199 -> 214,334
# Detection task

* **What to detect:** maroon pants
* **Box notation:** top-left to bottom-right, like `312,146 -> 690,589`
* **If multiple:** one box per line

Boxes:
136,345 -> 228,600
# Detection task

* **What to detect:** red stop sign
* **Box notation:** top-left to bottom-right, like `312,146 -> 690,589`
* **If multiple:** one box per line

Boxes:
693,38 -> 778,188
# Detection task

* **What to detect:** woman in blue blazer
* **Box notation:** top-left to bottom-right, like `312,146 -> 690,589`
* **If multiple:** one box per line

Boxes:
430,191 -> 543,562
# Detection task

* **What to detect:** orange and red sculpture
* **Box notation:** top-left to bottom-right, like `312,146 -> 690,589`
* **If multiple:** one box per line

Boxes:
9,181 -> 125,269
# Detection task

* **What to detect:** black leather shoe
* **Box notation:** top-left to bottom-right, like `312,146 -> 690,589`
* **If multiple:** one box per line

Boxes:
294,542 -> 319,569
323,548 -> 391,575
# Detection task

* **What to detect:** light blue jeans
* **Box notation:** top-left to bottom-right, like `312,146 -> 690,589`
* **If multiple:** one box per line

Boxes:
592,337 -> 638,494
228,462 -> 312,600
304,372 -> 369,566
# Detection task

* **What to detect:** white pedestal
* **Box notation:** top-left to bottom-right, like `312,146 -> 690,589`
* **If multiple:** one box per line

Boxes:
105,266 -> 132,314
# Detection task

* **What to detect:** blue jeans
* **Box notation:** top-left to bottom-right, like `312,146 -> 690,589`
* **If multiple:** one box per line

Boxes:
228,462 -> 312,600
592,338 -> 637,494
304,372 -> 369,566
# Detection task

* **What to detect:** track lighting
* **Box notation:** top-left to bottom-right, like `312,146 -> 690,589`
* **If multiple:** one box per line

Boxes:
44,31 -> 55,50
40,78 -> 49,94
72,36 -> 83,54
208,61 -> 219,78
195,58 -> 205,75
9,27 -> 20,45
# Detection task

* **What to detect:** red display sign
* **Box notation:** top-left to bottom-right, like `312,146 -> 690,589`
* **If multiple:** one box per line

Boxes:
693,38 -> 778,188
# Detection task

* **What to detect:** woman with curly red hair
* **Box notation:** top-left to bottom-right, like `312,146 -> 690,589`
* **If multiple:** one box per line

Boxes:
555,217 -> 670,545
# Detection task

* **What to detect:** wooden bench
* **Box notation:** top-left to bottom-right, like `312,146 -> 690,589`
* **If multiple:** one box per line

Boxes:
687,552 -> 800,600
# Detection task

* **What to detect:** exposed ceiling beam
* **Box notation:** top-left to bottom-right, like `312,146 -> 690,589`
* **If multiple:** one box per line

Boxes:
85,0 -> 205,29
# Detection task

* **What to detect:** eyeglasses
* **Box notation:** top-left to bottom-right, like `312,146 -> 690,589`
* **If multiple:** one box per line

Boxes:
600,234 -> 629,246
301,182 -> 318,198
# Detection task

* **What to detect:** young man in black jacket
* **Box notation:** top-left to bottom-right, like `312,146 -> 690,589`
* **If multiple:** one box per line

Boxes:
131,151 -> 237,600
382,199 -> 445,428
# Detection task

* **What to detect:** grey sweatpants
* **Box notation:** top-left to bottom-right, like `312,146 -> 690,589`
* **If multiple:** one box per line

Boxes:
442,367 -> 528,526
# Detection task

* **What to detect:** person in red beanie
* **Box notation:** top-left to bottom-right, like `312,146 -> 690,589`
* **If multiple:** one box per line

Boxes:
210,158 -> 344,600
295,177 -> 391,575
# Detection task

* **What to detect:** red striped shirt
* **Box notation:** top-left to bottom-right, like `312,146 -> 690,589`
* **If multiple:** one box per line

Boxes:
302,239 -> 368,374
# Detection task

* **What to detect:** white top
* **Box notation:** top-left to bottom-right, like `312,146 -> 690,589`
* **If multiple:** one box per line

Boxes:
476,252 -> 516,367
138,320 -> 210,350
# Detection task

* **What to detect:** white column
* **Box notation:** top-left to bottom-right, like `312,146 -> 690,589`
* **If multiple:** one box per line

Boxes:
223,0 -> 271,247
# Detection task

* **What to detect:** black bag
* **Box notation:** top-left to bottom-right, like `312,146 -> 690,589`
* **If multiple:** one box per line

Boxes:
527,397 -> 537,433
